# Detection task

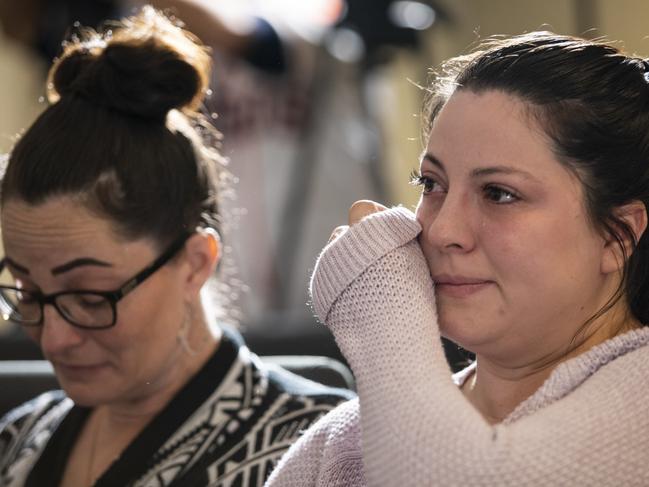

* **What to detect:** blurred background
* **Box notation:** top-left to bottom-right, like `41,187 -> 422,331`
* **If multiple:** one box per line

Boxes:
1,0 -> 649,363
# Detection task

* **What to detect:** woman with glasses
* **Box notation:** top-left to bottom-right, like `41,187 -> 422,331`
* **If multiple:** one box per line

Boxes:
0,7 -> 351,487
266,32 -> 649,486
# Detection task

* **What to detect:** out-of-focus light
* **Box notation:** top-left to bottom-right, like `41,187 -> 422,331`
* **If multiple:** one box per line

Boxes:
325,27 -> 365,63
388,1 -> 436,31
270,0 -> 346,26
254,0 -> 347,43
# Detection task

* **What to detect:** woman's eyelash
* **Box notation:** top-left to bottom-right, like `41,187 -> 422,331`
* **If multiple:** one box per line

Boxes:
409,169 -> 423,186
410,170 -> 520,203
409,170 -> 439,193
483,184 -> 521,204
409,170 -> 436,187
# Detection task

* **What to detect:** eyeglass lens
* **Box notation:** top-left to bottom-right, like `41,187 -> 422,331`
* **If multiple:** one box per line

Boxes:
0,288 -> 115,328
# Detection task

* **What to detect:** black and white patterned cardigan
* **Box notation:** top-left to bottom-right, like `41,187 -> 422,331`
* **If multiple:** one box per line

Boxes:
0,328 -> 354,487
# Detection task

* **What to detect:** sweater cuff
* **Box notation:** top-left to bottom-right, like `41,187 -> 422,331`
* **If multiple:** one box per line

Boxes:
310,206 -> 422,321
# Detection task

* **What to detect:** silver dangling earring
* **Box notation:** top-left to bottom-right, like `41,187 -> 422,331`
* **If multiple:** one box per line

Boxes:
177,305 -> 198,356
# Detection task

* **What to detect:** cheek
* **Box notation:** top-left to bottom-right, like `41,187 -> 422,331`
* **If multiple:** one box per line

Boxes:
415,198 -> 440,236
117,301 -> 178,341
24,326 -> 42,344
488,211 -> 603,298
414,197 -> 427,224
108,282 -> 185,352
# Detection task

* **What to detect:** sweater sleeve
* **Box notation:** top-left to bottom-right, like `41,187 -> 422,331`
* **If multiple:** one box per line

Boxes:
310,207 -> 649,486
264,399 -> 365,487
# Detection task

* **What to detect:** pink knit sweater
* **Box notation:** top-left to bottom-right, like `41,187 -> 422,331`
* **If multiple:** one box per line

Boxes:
266,207 -> 649,486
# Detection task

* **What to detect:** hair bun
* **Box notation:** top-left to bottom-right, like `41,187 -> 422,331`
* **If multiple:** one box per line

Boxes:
48,6 -> 211,120
50,45 -> 102,99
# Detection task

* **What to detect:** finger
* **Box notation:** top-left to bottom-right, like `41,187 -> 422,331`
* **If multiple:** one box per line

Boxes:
348,200 -> 389,226
328,225 -> 349,244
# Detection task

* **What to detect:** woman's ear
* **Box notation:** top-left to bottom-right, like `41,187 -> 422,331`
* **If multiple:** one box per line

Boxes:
601,201 -> 648,274
182,228 -> 221,300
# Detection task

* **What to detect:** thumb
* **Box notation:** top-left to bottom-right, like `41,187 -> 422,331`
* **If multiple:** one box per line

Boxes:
348,200 -> 389,226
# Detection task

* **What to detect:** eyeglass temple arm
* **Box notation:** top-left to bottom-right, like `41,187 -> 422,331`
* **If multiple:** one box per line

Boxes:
116,233 -> 191,299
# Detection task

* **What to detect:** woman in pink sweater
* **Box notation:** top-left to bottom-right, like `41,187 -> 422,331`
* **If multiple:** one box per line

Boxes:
266,32 -> 649,486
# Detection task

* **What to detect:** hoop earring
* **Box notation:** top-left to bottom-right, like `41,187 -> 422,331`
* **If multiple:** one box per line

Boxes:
177,306 -> 198,356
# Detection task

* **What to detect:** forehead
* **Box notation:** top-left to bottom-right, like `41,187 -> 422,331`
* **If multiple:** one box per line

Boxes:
426,89 -> 562,176
1,197 -> 127,260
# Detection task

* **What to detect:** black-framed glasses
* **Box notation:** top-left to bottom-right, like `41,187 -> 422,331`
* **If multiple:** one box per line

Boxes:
0,233 -> 191,330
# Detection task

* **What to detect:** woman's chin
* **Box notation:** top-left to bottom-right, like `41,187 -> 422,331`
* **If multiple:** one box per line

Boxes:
439,319 -> 487,354
63,390 -> 106,407
57,379 -> 114,407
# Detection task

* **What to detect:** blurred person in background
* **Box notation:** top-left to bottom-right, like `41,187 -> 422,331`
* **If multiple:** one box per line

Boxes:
136,0 -> 434,326
0,0 -> 122,154
0,0 -> 46,154
0,7 -> 351,487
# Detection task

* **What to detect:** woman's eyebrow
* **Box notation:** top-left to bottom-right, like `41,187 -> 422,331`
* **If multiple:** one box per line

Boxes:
4,257 -> 113,276
422,153 -> 446,171
470,166 -> 539,181
4,258 -> 30,275
422,152 -> 539,182
51,258 -> 113,276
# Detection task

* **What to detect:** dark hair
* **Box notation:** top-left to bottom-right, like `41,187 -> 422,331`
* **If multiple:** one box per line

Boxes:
423,31 -> 649,326
1,6 -> 227,248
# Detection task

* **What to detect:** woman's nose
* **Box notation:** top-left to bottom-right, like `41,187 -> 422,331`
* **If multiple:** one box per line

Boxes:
39,305 -> 84,355
420,194 -> 476,253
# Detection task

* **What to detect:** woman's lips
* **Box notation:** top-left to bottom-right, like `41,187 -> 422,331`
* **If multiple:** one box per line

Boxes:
432,275 -> 494,298
54,362 -> 108,380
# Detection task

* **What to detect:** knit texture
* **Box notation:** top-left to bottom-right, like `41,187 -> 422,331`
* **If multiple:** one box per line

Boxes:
266,398 -> 365,486
266,207 -> 649,486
